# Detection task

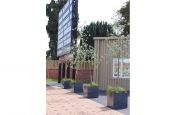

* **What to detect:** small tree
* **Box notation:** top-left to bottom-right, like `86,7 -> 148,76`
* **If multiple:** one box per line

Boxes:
107,35 -> 130,77
113,1 -> 130,36
70,38 -> 101,83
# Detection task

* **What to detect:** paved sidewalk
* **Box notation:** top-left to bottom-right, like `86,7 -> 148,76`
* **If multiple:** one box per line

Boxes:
46,86 -> 124,115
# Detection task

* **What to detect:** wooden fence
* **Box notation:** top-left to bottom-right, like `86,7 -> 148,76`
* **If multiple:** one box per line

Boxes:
46,60 -> 59,79
46,60 -> 59,69
93,37 -> 130,91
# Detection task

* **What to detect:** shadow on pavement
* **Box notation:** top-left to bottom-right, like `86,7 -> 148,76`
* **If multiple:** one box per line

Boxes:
99,106 -> 112,111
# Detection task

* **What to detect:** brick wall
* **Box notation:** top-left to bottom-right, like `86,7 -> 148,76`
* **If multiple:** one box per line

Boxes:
46,60 -> 59,79
76,69 -> 94,83
46,69 -> 58,79
46,60 -> 94,82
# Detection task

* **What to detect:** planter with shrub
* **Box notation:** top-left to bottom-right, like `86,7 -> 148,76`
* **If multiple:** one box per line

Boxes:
107,86 -> 128,110
83,82 -> 99,98
71,80 -> 83,93
61,78 -> 73,89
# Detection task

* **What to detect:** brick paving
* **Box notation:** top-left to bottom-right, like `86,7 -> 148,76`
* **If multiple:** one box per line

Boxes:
46,86 -> 124,115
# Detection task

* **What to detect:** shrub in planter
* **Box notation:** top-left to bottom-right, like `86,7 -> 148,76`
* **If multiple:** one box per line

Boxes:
70,79 -> 76,87
83,82 -> 99,98
107,86 -> 128,110
61,78 -> 72,89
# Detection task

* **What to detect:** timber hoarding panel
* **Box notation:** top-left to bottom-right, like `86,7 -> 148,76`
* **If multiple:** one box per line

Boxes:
46,60 -> 59,69
46,60 -> 59,79
93,37 -> 130,91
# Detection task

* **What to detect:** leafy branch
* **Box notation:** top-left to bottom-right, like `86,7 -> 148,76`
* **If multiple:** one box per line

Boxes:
70,37 -> 102,82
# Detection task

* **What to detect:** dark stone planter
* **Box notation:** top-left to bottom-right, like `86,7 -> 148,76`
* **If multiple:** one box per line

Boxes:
107,93 -> 128,110
83,87 -> 99,98
127,90 -> 130,96
74,82 -> 83,93
62,81 -> 71,89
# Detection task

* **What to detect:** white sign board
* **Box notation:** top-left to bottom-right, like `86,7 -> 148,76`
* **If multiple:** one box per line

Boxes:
57,0 -> 78,56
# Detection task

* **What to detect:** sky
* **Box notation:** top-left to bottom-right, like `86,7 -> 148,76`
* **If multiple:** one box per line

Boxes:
78,0 -> 128,27
46,0 -> 128,26
45,0 -> 128,50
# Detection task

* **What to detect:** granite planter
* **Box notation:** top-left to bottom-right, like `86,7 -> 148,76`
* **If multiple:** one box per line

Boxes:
83,86 -> 99,98
107,92 -> 128,110
74,82 -> 83,93
62,81 -> 71,89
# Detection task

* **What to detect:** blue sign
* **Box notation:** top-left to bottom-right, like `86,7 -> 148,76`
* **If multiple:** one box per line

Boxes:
57,0 -> 78,56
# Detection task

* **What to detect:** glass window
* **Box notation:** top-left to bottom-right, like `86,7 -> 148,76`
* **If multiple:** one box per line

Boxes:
63,8 -> 69,19
58,43 -> 63,49
58,33 -> 63,39
63,38 -> 71,46
112,58 -> 130,78
64,26 -> 71,35
57,50 -> 62,55
70,5 -> 72,11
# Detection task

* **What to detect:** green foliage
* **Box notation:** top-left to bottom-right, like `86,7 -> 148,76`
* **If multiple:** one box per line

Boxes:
46,0 -> 67,59
106,36 -> 130,78
70,79 -> 76,86
61,78 -> 72,82
70,37 -> 103,83
81,21 -> 114,47
61,78 -> 75,86
70,38 -> 100,70
75,79 -> 83,83
46,50 -> 51,59
46,78 -> 58,83
114,1 -> 130,36
107,86 -> 127,95
107,36 -> 129,57
83,83 -> 91,88
83,82 -> 98,88
91,82 -> 98,87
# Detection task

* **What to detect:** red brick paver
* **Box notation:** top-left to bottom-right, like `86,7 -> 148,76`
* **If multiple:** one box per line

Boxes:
46,86 -> 124,115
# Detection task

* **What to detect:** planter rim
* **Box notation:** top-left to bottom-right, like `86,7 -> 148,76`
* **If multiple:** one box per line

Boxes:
74,82 -> 83,84
114,92 -> 127,94
62,80 -> 71,82
107,92 -> 127,95
84,86 -> 98,88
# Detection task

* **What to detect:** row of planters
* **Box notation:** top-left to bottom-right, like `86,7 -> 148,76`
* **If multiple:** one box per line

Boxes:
61,78 -> 83,93
61,78 -> 98,97
61,78 -> 128,110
